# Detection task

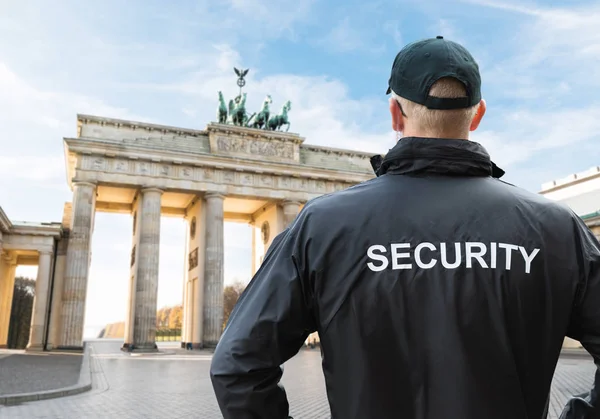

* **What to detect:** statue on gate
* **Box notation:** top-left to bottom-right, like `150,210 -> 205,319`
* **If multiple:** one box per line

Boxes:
266,100 -> 292,132
214,67 -> 293,132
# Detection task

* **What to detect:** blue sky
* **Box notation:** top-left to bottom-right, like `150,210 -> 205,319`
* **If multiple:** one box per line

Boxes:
2,0 -> 600,336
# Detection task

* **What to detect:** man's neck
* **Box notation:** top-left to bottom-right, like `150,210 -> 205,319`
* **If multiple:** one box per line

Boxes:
401,130 -> 470,140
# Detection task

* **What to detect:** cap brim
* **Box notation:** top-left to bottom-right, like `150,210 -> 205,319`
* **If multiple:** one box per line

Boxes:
386,86 -> 391,95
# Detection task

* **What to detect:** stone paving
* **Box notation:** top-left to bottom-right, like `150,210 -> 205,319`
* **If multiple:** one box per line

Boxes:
0,351 -> 83,396
0,339 -> 595,418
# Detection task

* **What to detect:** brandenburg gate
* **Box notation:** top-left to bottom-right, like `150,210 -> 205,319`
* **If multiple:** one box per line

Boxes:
0,99 -> 375,351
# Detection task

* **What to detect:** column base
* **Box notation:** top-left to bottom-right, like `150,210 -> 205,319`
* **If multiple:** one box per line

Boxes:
25,344 -> 45,352
180,342 -> 201,350
55,346 -> 84,352
202,341 -> 218,349
181,342 -> 206,350
122,343 -> 158,353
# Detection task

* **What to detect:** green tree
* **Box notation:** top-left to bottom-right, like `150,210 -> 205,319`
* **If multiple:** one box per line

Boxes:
7,276 -> 35,349
222,281 -> 247,330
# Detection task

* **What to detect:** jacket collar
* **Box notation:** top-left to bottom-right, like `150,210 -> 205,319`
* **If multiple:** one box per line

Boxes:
370,137 -> 505,178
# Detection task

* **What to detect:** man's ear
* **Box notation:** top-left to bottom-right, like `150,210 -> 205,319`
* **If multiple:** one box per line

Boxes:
470,99 -> 486,131
389,97 -> 404,133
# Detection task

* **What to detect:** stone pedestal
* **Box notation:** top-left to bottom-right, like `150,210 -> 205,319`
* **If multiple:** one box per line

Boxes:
130,188 -> 163,352
59,182 -> 96,350
202,193 -> 225,347
27,251 -> 53,351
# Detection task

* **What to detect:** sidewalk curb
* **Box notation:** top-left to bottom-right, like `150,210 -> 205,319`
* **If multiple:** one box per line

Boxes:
0,343 -> 93,406
560,349 -> 592,359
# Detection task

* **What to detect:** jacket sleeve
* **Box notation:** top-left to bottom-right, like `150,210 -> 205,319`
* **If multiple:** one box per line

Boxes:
209,214 -> 317,419
561,216 -> 600,419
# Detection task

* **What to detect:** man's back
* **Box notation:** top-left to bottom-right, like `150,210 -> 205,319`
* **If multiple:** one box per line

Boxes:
211,137 -> 600,418
310,138 -> 580,418
210,36 -> 600,419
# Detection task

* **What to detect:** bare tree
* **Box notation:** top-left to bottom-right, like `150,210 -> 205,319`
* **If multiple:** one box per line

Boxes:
222,280 -> 247,330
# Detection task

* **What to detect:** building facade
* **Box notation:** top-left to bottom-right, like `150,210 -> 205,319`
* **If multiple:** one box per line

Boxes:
0,114 -> 375,352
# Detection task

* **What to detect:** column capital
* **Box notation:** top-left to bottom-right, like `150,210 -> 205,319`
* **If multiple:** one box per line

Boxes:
2,252 -> 17,265
141,187 -> 164,195
205,192 -> 226,201
38,249 -> 53,256
282,199 -> 302,206
73,181 -> 97,189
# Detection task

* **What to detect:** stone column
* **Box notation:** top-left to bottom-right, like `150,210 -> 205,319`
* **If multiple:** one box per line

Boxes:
202,193 -> 225,347
123,193 -> 142,350
59,181 -> 96,349
0,253 -> 18,348
250,222 -> 257,276
27,250 -> 53,351
131,188 -> 163,351
282,200 -> 301,229
182,198 -> 206,349
46,237 -> 69,350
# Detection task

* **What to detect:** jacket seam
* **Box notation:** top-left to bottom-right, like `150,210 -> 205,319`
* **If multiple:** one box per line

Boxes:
319,277 -> 354,337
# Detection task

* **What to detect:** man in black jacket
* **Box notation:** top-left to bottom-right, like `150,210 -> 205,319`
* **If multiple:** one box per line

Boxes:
210,36 -> 600,419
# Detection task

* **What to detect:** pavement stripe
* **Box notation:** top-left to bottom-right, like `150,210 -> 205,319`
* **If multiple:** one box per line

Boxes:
92,354 -> 213,361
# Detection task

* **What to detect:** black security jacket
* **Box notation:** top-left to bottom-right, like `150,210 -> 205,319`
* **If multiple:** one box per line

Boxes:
210,137 -> 600,419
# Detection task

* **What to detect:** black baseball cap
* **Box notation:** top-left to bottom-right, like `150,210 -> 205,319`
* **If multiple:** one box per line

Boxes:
386,36 -> 481,110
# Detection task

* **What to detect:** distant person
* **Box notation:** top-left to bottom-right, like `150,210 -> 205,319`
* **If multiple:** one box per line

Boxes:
210,36 -> 600,419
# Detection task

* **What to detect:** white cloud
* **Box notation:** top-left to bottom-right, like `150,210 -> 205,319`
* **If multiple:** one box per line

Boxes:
382,21 -> 403,46
475,104 -> 600,167
465,0 -> 600,97
319,17 -> 366,52
227,0 -> 317,40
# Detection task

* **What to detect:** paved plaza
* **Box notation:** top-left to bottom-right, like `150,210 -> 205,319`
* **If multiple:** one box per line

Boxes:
0,351 -> 83,397
0,339 -> 595,418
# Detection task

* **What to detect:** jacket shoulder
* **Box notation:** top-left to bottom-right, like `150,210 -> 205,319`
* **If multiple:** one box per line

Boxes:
301,177 -> 383,213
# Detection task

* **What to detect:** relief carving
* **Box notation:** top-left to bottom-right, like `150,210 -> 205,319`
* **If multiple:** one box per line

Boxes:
259,175 -> 273,186
91,157 -> 105,170
190,216 -> 196,240
223,171 -> 235,183
115,160 -> 128,172
216,135 -> 294,160
279,177 -> 290,188
291,178 -> 307,190
137,162 -> 149,174
95,156 -> 349,195
159,165 -> 170,176
199,168 -> 214,180
181,167 -> 193,178
241,174 -> 253,185
189,247 -> 198,270
261,221 -> 270,245
130,245 -> 136,267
